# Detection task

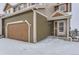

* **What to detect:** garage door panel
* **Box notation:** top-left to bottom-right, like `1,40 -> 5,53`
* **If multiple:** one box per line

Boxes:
8,24 -> 17,39
7,22 -> 28,41
16,23 -> 28,41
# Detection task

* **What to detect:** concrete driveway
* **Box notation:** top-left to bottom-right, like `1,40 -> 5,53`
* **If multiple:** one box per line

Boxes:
0,36 -> 79,55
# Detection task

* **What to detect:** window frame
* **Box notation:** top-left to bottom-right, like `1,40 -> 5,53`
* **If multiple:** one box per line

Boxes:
54,3 -> 68,12
59,22 -> 64,32
59,4 -> 66,11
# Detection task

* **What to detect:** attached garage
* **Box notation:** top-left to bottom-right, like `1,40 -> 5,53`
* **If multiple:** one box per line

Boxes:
2,9 -> 49,43
2,10 -> 33,42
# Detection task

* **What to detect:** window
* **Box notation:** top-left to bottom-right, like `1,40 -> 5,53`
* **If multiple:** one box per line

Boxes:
20,4 -> 24,9
24,3 -> 27,7
31,3 -> 35,5
59,22 -> 64,32
29,3 -> 37,6
54,6 -> 59,11
59,4 -> 65,11
54,3 -> 68,12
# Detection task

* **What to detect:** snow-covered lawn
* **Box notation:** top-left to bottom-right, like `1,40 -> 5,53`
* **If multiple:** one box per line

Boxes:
0,36 -> 79,55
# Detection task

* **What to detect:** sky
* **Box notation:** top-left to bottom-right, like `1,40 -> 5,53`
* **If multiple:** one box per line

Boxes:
71,3 -> 79,30
0,3 -> 79,30
0,3 -> 5,14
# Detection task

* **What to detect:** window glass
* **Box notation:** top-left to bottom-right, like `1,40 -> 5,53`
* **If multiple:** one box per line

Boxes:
59,4 -> 65,11
54,4 -> 66,11
20,4 -> 24,9
24,3 -> 27,7
59,22 -> 64,32
54,6 -> 59,11
31,3 -> 35,5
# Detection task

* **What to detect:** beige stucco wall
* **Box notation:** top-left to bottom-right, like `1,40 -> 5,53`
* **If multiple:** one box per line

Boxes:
3,11 -> 33,42
36,13 -> 50,41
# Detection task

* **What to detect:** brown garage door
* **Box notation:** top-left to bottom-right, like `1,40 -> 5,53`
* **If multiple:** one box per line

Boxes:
7,22 -> 28,42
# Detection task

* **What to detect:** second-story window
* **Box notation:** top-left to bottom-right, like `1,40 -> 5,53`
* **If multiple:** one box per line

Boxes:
59,4 -> 65,11
29,3 -> 36,6
20,4 -> 24,9
24,3 -> 27,8
54,3 -> 68,12
31,3 -> 35,5
54,6 -> 59,11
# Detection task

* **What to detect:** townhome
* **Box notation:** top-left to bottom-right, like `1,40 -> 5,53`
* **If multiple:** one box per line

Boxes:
2,3 -> 71,43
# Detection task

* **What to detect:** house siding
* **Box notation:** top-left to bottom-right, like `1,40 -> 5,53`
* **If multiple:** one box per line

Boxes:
36,13 -> 50,41
2,11 -> 33,42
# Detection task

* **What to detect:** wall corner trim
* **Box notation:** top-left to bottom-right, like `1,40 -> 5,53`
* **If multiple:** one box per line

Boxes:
33,10 -> 37,43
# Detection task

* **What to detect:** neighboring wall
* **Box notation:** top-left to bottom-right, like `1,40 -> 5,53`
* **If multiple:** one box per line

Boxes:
36,13 -> 50,41
2,11 -> 33,42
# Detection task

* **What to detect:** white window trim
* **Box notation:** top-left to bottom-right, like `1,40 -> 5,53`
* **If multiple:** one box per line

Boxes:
57,20 -> 66,35
5,20 -> 31,42
54,20 -> 66,36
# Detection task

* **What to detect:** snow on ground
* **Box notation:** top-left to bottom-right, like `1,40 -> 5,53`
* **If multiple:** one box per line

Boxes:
0,36 -> 79,55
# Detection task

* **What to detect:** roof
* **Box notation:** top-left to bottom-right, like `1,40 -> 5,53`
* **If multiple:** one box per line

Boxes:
3,3 -> 46,19
47,10 -> 71,20
52,11 -> 67,17
2,5 -> 38,19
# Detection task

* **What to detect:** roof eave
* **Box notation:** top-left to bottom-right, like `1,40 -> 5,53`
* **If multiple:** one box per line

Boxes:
2,6 -> 38,19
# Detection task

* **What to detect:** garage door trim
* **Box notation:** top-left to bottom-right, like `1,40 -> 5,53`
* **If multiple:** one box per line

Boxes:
5,20 -> 31,42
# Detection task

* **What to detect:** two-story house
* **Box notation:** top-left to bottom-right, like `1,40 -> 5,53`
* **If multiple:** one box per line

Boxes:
2,3 -> 71,43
